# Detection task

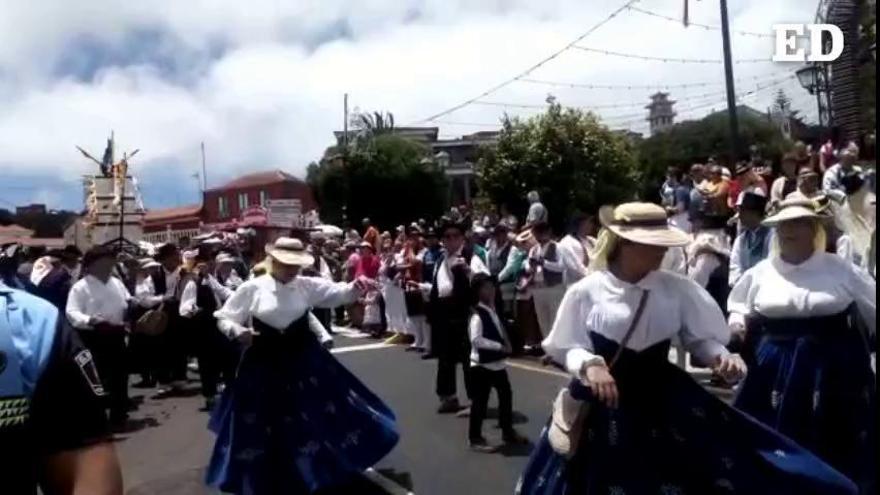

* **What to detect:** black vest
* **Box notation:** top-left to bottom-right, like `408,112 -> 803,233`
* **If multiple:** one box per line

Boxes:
489,242 -> 512,276
474,306 -> 509,364
195,276 -> 219,321
540,242 -> 563,287
705,258 -> 730,316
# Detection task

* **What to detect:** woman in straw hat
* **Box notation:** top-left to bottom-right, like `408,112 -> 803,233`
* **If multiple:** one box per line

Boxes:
729,198 -> 876,494
517,202 -> 858,495
205,237 -> 399,494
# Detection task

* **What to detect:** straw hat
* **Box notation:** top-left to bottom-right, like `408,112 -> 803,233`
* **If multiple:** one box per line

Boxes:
598,202 -> 690,247
268,237 -> 314,266
762,198 -> 822,226
140,258 -> 161,269
514,229 -> 535,245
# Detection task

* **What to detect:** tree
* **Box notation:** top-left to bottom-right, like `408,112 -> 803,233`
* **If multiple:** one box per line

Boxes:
636,109 -> 792,201
309,134 -> 449,230
476,104 -> 640,231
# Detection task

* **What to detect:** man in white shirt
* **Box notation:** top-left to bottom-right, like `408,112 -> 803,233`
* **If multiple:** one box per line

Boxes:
146,243 -> 187,392
423,220 -> 489,414
558,213 -> 595,287
66,246 -> 133,424
526,222 -> 566,339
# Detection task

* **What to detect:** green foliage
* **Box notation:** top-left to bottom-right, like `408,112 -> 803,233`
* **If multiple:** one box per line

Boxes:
476,104 -> 639,231
308,134 -> 449,230
636,109 -> 792,200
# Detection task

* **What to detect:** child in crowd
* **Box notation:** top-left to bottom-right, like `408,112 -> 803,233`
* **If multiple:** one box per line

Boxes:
467,274 -> 528,453
362,288 -> 383,338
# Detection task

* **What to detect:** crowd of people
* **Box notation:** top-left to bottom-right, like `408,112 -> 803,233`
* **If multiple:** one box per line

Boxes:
0,138 -> 876,494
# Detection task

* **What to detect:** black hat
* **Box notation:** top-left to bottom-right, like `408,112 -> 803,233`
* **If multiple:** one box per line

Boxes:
438,219 -> 467,236
155,243 -> 179,261
840,172 -> 865,196
424,227 -> 438,239
737,192 -> 768,213
62,245 -> 83,259
470,273 -> 496,302
734,162 -> 752,176
82,245 -> 117,268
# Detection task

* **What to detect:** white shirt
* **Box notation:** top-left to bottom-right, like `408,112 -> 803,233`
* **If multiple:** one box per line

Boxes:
214,274 -> 357,342
135,277 -> 162,309
543,270 -> 730,378
160,268 -> 181,297
434,249 -> 489,298
660,247 -> 688,275
180,275 -> 234,318
823,164 -> 863,201
66,275 -> 132,329
527,242 -> 564,287
558,235 -> 590,286
222,271 -> 244,290
727,252 -> 876,337
729,228 -> 775,287
468,303 -> 510,371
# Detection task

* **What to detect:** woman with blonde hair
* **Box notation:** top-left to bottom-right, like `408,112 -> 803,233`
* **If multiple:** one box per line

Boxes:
517,202 -> 857,495
730,198 -> 876,494
205,238 -> 398,494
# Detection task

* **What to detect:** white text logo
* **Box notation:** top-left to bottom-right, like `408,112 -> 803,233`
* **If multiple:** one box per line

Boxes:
772,24 -> 844,62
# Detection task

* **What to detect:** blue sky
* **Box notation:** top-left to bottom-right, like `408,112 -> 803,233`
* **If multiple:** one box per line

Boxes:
0,0 -> 816,211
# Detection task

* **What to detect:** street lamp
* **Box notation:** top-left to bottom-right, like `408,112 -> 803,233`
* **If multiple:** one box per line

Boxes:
796,64 -> 822,95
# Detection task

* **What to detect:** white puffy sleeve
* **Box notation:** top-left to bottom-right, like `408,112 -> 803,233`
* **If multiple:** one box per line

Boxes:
214,281 -> 258,339
64,282 -> 91,330
728,235 -> 743,287
675,276 -> 731,364
727,264 -> 761,328
179,279 -> 198,318
541,282 -> 605,377
308,312 -> 333,344
842,262 -> 877,337
836,235 -> 855,264
298,276 -> 359,308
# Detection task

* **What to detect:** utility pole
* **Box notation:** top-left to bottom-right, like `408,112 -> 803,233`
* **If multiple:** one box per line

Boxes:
201,142 -> 208,192
719,0 -> 741,164
343,93 -> 349,151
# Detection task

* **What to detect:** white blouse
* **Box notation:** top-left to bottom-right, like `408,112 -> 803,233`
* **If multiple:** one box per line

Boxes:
214,274 -> 357,341
728,251 -> 876,336
544,270 -> 730,378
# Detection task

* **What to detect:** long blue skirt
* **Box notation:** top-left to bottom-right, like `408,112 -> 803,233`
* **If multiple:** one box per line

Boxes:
735,311 -> 876,494
517,333 -> 857,495
205,316 -> 399,494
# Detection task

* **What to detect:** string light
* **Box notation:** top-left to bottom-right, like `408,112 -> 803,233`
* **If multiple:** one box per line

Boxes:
625,5 -> 775,38
415,0 -> 640,123
516,71 -> 792,91
571,45 -> 772,64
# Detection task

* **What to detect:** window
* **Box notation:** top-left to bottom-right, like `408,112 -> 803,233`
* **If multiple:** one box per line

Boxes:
238,192 -> 249,210
259,190 -> 269,206
218,196 -> 229,218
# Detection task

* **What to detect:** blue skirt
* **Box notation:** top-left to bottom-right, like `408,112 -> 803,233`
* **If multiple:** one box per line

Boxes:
206,316 -> 399,494
517,333 -> 857,495
735,311 -> 876,494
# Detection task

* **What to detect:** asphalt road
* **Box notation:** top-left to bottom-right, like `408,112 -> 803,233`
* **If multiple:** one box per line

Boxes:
117,331 -> 723,494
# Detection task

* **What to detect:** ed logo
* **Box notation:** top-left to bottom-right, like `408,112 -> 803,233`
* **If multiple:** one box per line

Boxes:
773,24 -> 844,62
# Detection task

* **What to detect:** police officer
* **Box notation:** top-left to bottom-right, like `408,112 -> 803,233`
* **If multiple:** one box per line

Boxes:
1,281 -> 123,494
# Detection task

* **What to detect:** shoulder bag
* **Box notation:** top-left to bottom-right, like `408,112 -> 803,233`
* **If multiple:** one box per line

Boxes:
547,289 -> 650,459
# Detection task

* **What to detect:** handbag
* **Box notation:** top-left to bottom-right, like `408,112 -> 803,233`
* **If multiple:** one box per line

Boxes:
547,289 -> 650,459
135,303 -> 168,336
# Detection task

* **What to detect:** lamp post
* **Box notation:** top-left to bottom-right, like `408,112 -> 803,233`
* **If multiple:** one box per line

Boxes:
796,62 -> 833,137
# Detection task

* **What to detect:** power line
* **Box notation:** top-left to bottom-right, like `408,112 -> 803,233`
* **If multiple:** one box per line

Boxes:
625,5 -> 774,38
416,0 -> 640,123
571,45 -> 772,64
516,70 -> 793,91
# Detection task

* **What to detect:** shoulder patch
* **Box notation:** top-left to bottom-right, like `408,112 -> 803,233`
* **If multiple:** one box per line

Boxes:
74,349 -> 105,396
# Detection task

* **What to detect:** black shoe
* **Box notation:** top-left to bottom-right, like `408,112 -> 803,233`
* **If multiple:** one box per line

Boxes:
437,397 -> 461,414
469,438 -> 500,453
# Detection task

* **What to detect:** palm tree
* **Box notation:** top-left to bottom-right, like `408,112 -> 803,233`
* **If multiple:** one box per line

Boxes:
357,111 -> 395,138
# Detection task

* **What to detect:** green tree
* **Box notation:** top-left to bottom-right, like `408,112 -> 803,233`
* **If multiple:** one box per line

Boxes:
309,134 -> 449,230
476,104 -> 640,231
636,109 -> 792,200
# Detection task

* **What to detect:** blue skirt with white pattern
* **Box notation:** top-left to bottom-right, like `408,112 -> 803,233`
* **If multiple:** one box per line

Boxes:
734,310 -> 876,494
206,315 -> 399,494
516,332 -> 857,495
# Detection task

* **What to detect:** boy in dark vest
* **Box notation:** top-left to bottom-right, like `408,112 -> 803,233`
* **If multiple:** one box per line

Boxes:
729,192 -> 772,288
467,274 -> 527,452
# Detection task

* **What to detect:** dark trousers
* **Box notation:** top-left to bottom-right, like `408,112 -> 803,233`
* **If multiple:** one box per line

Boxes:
157,306 -> 188,384
515,298 -> 542,349
313,308 -> 333,334
80,327 -> 129,418
469,366 -> 513,441
434,304 -> 473,400
129,333 -> 160,383
193,317 -> 236,398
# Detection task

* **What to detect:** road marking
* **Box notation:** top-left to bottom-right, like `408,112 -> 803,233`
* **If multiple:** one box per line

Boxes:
331,342 -> 395,354
364,468 -> 415,495
332,327 -> 373,338
505,359 -> 569,378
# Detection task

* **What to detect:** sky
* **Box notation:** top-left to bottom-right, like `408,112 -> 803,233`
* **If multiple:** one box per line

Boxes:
0,0 -> 818,211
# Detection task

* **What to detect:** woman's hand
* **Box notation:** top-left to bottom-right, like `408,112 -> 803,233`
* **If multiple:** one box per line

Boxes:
713,353 -> 747,383
581,363 -> 619,409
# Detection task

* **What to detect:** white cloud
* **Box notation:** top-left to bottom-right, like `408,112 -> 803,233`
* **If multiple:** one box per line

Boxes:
0,0 -> 819,208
